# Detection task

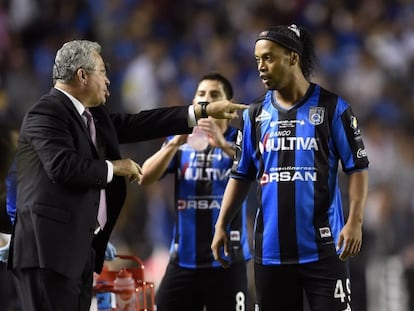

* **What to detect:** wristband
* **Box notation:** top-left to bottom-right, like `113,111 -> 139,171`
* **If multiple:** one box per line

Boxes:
198,101 -> 209,118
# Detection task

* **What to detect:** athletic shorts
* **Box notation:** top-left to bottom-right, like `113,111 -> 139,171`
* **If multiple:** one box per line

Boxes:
254,255 -> 352,311
156,261 -> 248,311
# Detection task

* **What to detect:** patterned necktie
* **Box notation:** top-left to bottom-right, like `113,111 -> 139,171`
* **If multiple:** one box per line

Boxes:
83,108 -> 107,229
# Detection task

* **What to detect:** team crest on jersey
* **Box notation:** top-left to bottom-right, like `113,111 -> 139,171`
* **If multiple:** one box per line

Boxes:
309,107 -> 325,125
255,109 -> 271,122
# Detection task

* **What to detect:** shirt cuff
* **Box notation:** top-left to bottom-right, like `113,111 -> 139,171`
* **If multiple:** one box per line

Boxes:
187,105 -> 197,127
106,160 -> 113,183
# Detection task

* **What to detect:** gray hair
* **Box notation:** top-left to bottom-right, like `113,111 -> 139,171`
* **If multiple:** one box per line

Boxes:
52,40 -> 101,83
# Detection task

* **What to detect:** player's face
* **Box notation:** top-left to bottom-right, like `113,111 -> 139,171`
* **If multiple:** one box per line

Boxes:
255,40 -> 291,90
193,79 -> 227,104
193,79 -> 227,124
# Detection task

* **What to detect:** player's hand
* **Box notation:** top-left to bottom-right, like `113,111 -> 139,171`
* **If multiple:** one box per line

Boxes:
170,134 -> 188,147
336,221 -> 362,261
211,226 -> 230,268
197,119 -> 225,148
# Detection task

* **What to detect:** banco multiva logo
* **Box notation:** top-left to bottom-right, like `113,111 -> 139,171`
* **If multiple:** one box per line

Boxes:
179,166 -> 231,181
259,133 -> 319,154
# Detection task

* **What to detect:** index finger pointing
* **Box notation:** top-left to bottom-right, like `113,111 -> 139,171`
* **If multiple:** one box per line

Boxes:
231,103 -> 249,111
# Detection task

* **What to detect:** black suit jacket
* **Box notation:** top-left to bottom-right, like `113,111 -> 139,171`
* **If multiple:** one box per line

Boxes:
9,88 -> 192,278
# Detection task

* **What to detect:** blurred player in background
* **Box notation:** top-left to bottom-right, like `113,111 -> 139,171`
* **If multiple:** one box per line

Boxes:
140,73 -> 251,311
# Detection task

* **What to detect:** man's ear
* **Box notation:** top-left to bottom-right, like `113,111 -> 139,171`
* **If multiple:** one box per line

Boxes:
76,68 -> 87,84
290,51 -> 299,65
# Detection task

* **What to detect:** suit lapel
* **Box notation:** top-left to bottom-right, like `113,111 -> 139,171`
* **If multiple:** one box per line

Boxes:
50,88 -> 99,156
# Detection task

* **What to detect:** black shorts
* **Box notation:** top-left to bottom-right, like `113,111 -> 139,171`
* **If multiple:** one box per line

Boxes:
254,255 -> 351,311
156,261 -> 248,311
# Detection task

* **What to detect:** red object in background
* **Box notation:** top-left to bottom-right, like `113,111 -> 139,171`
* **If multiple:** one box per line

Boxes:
94,255 -> 155,311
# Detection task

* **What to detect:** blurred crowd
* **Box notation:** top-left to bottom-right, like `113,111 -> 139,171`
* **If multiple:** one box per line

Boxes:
1,0 -> 414,310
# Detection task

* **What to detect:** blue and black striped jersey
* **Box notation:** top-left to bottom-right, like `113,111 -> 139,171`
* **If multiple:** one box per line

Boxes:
232,84 -> 369,265
164,127 -> 251,268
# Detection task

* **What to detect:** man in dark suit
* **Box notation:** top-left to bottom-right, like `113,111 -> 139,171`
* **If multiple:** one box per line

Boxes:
7,40 -> 246,311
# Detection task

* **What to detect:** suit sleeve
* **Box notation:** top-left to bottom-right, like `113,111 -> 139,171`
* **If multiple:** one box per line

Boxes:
110,106 -> 192,143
